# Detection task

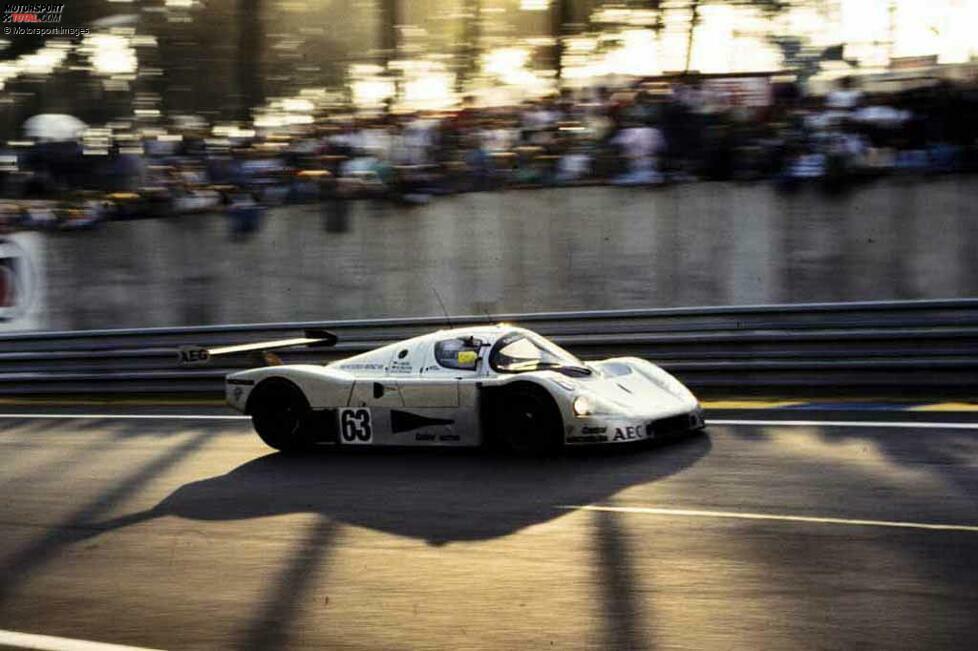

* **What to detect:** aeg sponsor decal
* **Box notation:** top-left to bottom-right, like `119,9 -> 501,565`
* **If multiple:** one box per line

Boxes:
612,424 -> 645,442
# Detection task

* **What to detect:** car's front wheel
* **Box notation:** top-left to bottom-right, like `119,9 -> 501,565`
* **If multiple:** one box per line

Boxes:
492,384 -> 563,456
249,380 -> 313,453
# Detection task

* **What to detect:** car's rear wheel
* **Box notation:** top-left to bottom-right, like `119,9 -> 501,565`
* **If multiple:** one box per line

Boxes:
492,384 -> 563,456
249,380 -> 313,453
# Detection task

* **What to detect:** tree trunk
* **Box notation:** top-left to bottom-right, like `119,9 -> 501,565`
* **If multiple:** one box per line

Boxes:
457,0 -> 481,93
237,0 -> 263,122
683,0 -> 701,74
379,0 -> 399,66
551,0 -> 569,85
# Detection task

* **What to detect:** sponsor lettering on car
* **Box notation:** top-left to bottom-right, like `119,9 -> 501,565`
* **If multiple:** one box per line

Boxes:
612,424 -> 646,442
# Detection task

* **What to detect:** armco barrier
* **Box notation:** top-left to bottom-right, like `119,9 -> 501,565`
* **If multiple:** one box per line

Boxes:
0,299 -> 976,396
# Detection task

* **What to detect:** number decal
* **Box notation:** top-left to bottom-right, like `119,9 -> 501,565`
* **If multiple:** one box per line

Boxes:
339,408 -> 372,444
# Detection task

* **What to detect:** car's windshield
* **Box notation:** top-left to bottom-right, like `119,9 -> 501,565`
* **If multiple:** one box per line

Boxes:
489,331 -> 584,373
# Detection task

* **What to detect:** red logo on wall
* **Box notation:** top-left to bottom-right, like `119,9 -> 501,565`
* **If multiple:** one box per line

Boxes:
0,238 -> 36,322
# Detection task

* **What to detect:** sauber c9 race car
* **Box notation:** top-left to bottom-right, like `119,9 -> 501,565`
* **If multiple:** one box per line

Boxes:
182,325 -> 705,454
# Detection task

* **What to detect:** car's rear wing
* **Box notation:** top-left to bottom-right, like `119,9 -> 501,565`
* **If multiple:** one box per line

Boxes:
178,328 -> 338,367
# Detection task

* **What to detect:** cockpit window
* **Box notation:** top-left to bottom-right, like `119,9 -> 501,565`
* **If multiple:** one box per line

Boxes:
489,331 -> 584,373
434,338 -> 481,370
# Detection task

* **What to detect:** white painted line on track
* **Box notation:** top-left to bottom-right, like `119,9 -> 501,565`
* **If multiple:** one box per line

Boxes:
564,505 -> 978,533
0,413 -> 248,421
0,629 -> 164,651
0,414 -> 975,430
707,418 -> 978,430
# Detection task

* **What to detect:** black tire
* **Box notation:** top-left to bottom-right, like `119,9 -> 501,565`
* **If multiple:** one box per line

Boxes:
249,380 -> 313,453
492,385 -> 563,456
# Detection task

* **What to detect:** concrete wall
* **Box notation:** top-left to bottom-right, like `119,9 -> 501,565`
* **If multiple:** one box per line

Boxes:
35,177 -> 978,331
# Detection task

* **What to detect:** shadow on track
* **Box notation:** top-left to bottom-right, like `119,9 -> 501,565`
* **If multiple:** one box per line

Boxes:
594,507 -> 654,650
98,433 -> 712,545
237,515 -> 339,651
722,423 -> 978,502
0,431 -> 213,606
104,434 -> 710,650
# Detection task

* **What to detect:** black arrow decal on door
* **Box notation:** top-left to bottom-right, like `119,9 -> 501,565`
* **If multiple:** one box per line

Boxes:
390,410 -> 455,433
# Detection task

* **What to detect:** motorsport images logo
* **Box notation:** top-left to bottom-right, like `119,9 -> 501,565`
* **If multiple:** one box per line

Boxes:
2,3 -> 63,23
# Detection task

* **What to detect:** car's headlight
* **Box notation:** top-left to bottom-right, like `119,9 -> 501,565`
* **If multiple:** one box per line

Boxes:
573,395 -> 594,416
572,394 -> 620,416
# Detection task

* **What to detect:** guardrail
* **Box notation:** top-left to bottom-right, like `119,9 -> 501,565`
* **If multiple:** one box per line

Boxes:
1,298 -> 976,396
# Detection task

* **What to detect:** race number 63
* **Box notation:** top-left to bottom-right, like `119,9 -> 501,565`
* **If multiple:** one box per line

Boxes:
339,408 -> 372,444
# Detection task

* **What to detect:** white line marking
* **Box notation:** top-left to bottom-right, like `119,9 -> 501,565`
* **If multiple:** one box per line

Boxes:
707,418 -> 978,430
0,414 -> 974,430
0,413 -> 247,421
0,629 -> 164,651
564,505 -> 978,533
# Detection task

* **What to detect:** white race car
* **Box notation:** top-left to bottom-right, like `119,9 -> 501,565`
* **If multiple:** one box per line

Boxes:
186,325 -> 705,454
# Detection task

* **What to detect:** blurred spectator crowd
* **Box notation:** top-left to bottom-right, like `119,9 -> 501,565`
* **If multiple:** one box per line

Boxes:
1,74 -> 977,235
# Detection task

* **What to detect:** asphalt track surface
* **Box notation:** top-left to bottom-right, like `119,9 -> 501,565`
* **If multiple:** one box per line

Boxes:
1,408 -> 976,650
